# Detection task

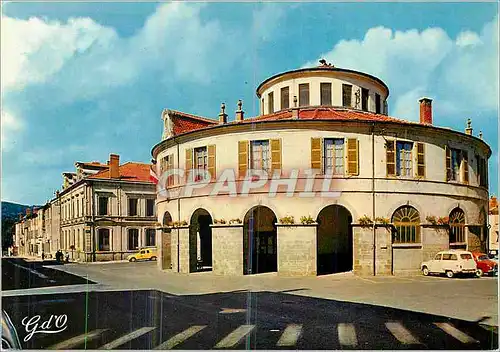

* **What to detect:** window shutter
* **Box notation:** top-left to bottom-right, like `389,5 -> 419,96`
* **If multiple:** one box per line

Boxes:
311,137 -> 322,171
386,140 -> 396,176
445,145 -> 451,181
270,139 -> 282,175
462,150 -> 469,184
416,142 -> 425,178
346,138 -> 359,176
238,140 -> 248,178
185,148 -> 192,182
168,154 -> 174,185
208,145 -> 216,181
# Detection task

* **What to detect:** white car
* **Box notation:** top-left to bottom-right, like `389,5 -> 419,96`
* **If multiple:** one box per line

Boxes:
421,250 -> 478,278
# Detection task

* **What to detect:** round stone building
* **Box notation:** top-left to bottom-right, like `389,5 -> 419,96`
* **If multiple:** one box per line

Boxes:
152,61 -> 491,277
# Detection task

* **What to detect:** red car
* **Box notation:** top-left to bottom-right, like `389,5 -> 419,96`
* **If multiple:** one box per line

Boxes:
471,252 -> 498,277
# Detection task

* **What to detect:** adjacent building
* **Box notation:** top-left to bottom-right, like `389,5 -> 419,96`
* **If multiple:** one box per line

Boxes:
14,154 -> 158,262
489,196 -> 499,255
152,61 -> 492,276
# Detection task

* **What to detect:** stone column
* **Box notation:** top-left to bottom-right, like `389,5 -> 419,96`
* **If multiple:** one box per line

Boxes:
171,227 -> 190,273
375,226 -> 392,275
421,225 -> 449,262
211,224 -> 244,276
277,224 -> 317,277
159,228 -> 172,270
353,226 -> 374,276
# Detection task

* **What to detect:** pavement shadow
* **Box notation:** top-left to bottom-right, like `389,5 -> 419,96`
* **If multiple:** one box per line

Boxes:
3,288 -> 497,350
2,257 -> 96,291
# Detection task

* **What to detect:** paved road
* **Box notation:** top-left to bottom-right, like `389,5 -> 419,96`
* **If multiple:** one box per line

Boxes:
2,258 -> 498,350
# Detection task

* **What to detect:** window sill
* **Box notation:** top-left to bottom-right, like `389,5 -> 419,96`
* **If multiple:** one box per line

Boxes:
392,243 -> 422,248
450,242 -> 467,246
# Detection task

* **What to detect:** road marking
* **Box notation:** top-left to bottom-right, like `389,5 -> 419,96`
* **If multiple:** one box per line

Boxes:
214,325 -> 255,348
337,323 -> 358,347
276,324 -> 302,347
480,324 -> 498,334
219,308 -> 247,314
49,329 -> 107,349
98,327 -> 156,349
154,325 -> 206,350
434,322 -> 479,344
355,276 -> 378,283
8,261 -> 53,281
385,322 -> 421,345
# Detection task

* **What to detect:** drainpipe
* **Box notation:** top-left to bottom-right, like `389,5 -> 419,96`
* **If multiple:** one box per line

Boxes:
173,136 -> 181,273
372,123 -> 376,276
91,183 -> 96,262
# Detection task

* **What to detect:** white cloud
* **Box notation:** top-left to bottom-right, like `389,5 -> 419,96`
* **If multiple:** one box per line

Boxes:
1,16 -> 117,91
1,110 -> 24,151
305,17 -> 498,122
1,2 -> 226,98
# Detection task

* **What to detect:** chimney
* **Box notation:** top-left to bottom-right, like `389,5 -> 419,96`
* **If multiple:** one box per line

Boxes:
419,97 -> 433,125
465,118 -> 473,135
26,208 -> 31,216
235,100 -> 244,122
292,95 -> 299,119
219,103 -> 227,124
109,154 -> 120,178
491,196 -> 498,210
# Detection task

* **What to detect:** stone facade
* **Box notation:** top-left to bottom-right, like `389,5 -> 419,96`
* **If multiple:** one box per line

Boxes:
212,225 -> 244,276
152,64 -> 492,277
277,225 -> 317,276
15,154 -> 158,262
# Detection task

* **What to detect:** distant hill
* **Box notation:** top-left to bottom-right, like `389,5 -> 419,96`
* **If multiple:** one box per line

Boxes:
2,201 -> 31,220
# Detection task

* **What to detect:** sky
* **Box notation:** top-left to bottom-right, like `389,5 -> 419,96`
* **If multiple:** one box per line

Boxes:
1,1 -> 498,205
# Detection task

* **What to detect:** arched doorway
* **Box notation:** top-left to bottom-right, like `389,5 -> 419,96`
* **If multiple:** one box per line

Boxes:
190,208 -> 213,272
316,205 -> 353,275
162,212 -> 172,232
243,206 -> 277,275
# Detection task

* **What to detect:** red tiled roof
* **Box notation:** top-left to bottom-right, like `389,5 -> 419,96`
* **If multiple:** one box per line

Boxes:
167,107 -> 417,137
87,162 -> 152,183
169,110 -> 218,135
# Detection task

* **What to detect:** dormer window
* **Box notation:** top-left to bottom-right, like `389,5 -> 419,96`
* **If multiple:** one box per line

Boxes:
342,84 -> 352,107
268,92 -> 274,114
280,87 -> 289,110
361,88 -> 369,112
320,83 -> 332,106
299,83 -> 309,107
375,93 -> 381,114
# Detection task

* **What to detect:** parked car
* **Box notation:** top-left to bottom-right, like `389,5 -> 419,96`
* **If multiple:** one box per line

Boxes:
127,247 -> 157,262
471,252 -> 498,276
421,250 -> 478,278
488,252 -> 498,264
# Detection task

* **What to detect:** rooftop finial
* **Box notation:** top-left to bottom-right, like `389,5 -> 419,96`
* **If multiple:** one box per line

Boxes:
479,131 -> 483,139
235,100 -> 244,122
465,118 -> 473,135
318,58 -> 334,67
219,102 -> 228,124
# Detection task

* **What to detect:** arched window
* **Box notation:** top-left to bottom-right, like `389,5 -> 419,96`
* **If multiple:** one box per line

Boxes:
449,208 -> 466,243
392,206 -> 420,243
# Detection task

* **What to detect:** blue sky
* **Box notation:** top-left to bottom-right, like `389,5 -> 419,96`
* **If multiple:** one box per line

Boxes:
1,2 -> 498,205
